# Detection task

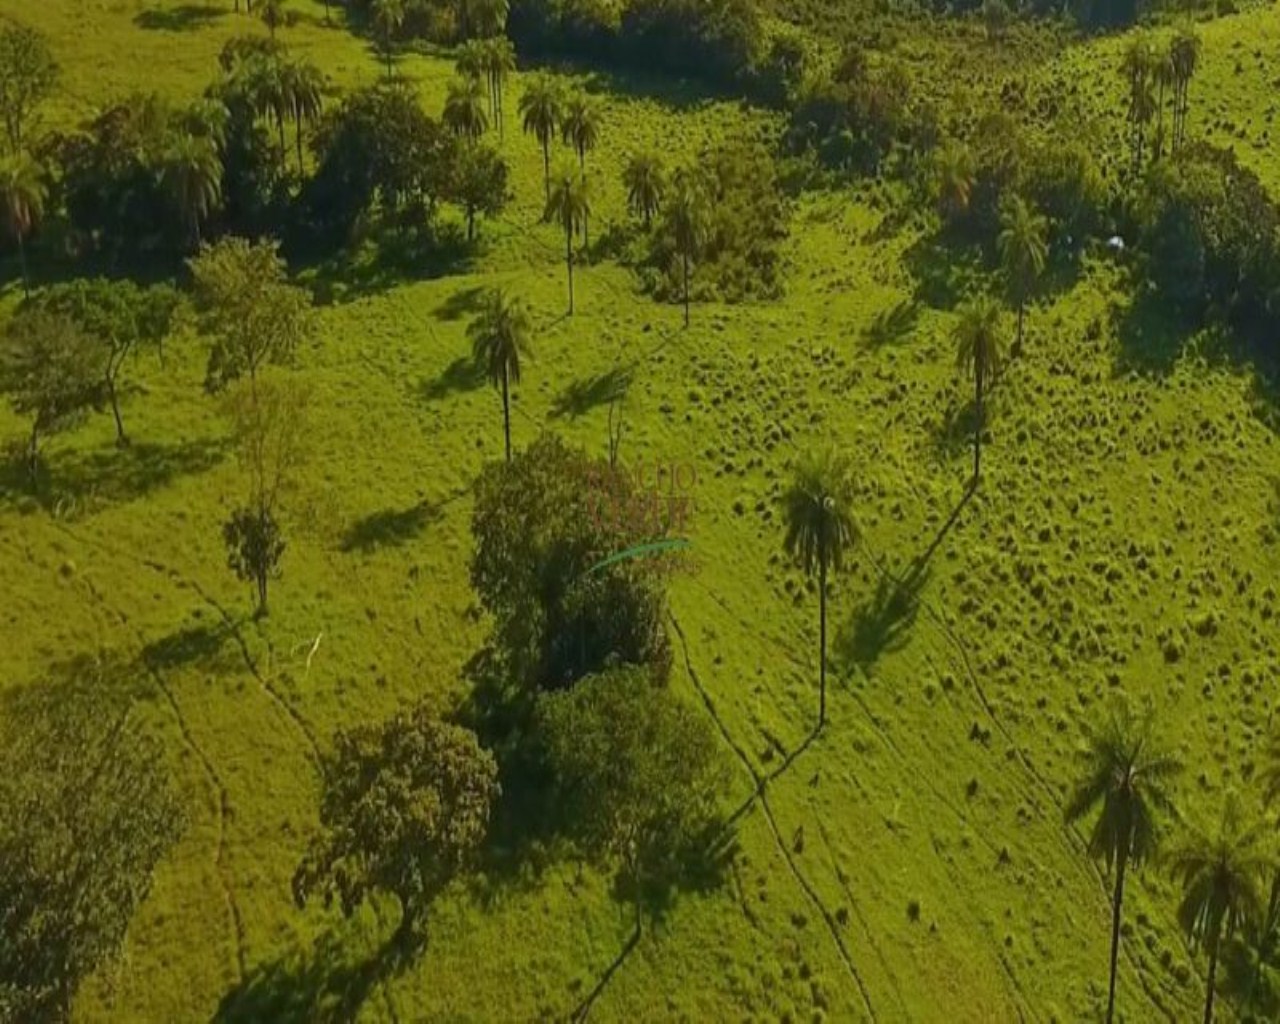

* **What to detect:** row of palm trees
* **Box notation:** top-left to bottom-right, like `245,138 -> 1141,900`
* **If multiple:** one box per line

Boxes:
1121,25 -> 1201,172
1068,704 -> 1280,1024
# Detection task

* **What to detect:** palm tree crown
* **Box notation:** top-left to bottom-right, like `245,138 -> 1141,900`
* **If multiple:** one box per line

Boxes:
162,132 -> 222,249
468,288 -> 531,461
782,447 -> 857,578
954,296 -> 1005,397
997,194 -> 1048,352
624,152 -> 666,228
519,74 -> 562,199
0,152 -> 46,298
444,76 -> 489,140
561,93 -> 600,168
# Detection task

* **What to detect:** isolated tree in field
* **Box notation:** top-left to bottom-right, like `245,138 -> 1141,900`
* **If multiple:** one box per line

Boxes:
519,74 -> 562,202
35,279 -> 180,447
188,236 -> 314,394
997,195 -> 1047,356
934,141 -> 976,225
0,151 -> 45,298
468,288 -> 530,462
449,142 -> 508,241
162,132 -> 222,249
483,37 -> 516,140
538,666 -> 728,935
0,673 -> 184,1022
0,23 -> 58,152
782,446 -> 857,731
545,165 -> 590,315
444,76 -> 489,141
373,0 -> 406,78
260,0 -> 286,39
222,375 -> 311,617
1170,795 -> 1273,1024
282,57 -> 324,176
1064,703 -> 1179,1024
0,310 -> 104,484
1170,26 -> 1201,153
953,295 -> 1005,486
294,708 -> 499,949
665,170 -> 709,328
624,151 -> 665,229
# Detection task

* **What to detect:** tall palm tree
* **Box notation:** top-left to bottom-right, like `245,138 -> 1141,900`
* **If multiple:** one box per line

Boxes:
467,288 -> 531,462
1152,40 -> 1175,159
456,39 -> 489,107
444,76 -> 489,141
464,0 -> 509,38
372,0 -> 406,78
624,152 -> 665,229
1170,795 -> 1273,1024
282,58 -> 324,177
1170,25 -> 1201,153
484,37 -> 516,141
260,0 -> 285,39
781,447 -> 856,731
519,74 -> 562,203
544,164 -> 589,315
666,171 -> 708,328
953,295 -> 1005,486
184,96 -> 230,154
934,141 -> 976,225
162,132 -> 222,249
560,94 -> 599,247
1121,33 -> 1156,172
0,153 -> 46,299
1064,704 -> 1180,1024
997,195 -> 1047,357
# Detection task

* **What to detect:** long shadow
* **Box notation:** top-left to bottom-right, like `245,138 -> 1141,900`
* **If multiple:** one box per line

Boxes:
571,929 -> 640,1022
1112,286 -> 1199,376
298,223 -> 473,307
215,927 -> 407,1024
341,500 -> 444,553
550,366 -> 633,419
862,298 -> 922,349
903,231 -> 989,312
2,437 -> 228,515
133,4 -> 226,31
419,357 -> 486,402
433,285 -> 487,322
139,617 -> 238,673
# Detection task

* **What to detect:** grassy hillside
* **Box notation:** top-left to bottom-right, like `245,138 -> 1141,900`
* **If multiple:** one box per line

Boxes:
3,1 -> 1280,1022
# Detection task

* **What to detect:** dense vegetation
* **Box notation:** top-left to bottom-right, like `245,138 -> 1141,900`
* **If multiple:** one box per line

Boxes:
4,0 -> 1280,1021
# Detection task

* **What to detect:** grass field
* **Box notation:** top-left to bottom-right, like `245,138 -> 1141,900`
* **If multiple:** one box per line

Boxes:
3,1 -> 1280,1021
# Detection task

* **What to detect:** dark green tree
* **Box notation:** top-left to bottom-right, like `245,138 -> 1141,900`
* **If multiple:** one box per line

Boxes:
449,141 -> 508,241
294,709 -> 499,948
518,74 -> 561,202
623,151 -> 665,230
468,288 -> 530,461
538,666 -> 729,934
0,151 -> 46,298
952,295 -> 1006,486
0,23 -> 58,152
545,164 -> 590,315
997,195 -> 1048,356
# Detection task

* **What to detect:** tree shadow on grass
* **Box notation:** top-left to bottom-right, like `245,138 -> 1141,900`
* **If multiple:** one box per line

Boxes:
904,231 -> 990,312
862,299 -> 922,349
1,437 -> 228,516
340,500 -> 443,553
132,4 -> 226,31
550,365 -> 633,419
1111,286 -> 1199,376
419,357 -> 486,402
139,616 -> 238,674
215,927 -> 408,1024
433,285 -> 488,322
834,570 -> 926,674
300,224 -> 473,307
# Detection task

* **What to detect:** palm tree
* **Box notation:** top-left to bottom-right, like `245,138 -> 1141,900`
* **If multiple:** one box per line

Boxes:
260,0 -> 285,38
1152,40 -> 1175,159
1121,33 -> 1156,171
184,96 -> 230,154
467,289 -> 531,462
934,141 -> 976,225
372,0 -> 405,78
484,37 -> 516,141
444,76 -> 489,141
0,153 -> 46,299
282,58 -> 324,177
464,0 -> 509,38
1064,704 -> 1180,1024
162,132 -> 222,249
781,447 -> 856,731
560,94 -> 599,247
519,74 -> 562,202
1170,795 -> 1273,1024
544,164 -> 589,315
1170,25 -> 1201,153
953,295 -> 1005,486
997,195 -> 1047,357
666,171 -> 709,328
624,151 -> 665,230
456,39 -> 488,106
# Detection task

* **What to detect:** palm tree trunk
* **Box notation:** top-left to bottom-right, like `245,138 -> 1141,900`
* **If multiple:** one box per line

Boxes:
566,224 -> 574,315
1203,932 -> 1219,1024
107,371 -> 128,447
27,421 -> 39,486
973,369 -> 983,485
818,553 -> 827,729
682,251 -> 690,328
277,113 -> 287,164
256,570 -> 269,619
296,122 -> 305,177
542,141 -> 550,202
1105,851 -> 1128,1024
1015,300 -> 1025,357
17,230 -> 30,299
501,366 -> 511,462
